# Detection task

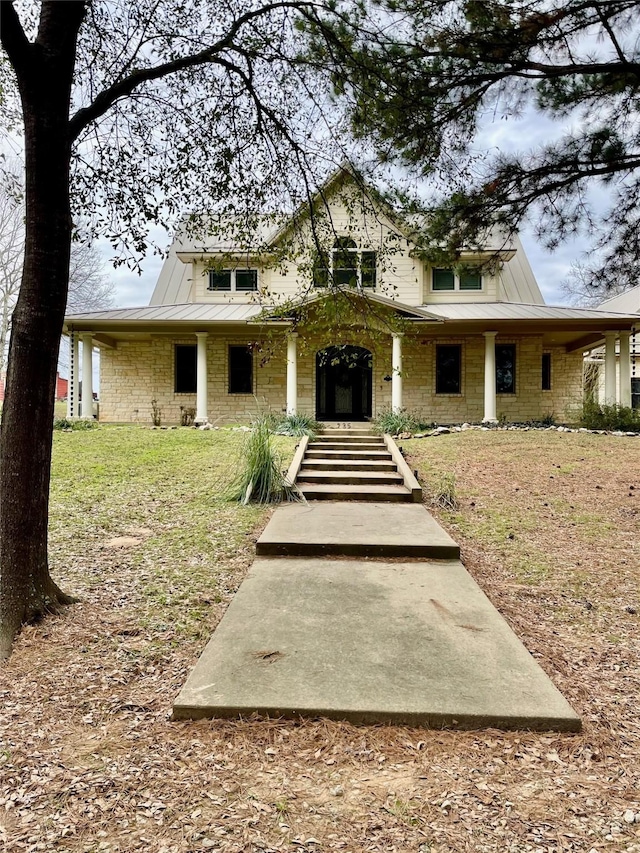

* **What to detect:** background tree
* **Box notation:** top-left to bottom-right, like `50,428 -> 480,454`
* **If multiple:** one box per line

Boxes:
0,179 -> 114,376
0,0 -> 370,657
329,0 -> 640,291
0,182 -> 23,377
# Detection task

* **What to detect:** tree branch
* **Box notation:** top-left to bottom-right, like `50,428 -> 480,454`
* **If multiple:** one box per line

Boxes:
0,0 -> 32,78
68,0 -> 320,141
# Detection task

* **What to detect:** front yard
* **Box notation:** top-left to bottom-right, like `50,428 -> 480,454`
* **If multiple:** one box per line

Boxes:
1,426 -> 639,853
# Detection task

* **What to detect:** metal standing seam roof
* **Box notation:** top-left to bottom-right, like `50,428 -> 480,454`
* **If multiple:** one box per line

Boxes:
418,302 -> 640,322
598,284 -> 640,314
65,303 -> 265,323
64,299 -> 640,328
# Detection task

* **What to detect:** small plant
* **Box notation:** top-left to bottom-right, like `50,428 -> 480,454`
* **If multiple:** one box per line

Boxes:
579,399 -> 640,432
150,398 -> 162,427
180,405 -> 196,427
274,412 -> 320,437
540,412 -> 556,426
431,472 -> 458,510
497,411 -> 508,426
226,414 -> 298,504
53,417 -> 97,431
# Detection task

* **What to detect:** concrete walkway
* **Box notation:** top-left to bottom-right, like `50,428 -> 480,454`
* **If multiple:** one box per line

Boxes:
173,502 -> 581,731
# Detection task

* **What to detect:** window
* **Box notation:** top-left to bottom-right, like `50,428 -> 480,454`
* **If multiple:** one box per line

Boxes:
432,268 -> 455,291
175,344 -> 197,393
496,344 -> 516,394
631,377 -> 640,410
436,344 -> 461,394
208,269 -> 258,292
460,269 -> 482,290
228,345 -> 253,394
542,352 -> 551,391
312,251 -> 330,288
313,238 -> 376,289
431,267 -> 482,291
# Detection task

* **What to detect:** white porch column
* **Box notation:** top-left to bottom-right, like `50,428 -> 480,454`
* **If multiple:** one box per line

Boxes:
67,330 -> 79,418
604,331 -> 617,405
391,333 -> 403,413
195,332 -> 209,424
483,331 -> 498,423
286,332 -> 298,416
81,333 -> 94,419
619,331 -> 631,407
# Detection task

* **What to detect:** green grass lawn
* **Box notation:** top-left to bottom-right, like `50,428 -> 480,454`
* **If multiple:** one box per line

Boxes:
49,425 -> 296,643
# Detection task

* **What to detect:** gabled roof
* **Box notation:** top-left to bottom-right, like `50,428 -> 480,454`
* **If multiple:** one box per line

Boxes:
598,284 -> 640,314
283,289 -> 443,322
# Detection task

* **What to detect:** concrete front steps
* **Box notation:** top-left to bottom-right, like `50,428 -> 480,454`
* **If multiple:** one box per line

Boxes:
294,425 -> 421,503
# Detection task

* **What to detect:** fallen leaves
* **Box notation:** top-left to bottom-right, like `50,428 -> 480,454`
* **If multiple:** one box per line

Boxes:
1,429 -> 639,852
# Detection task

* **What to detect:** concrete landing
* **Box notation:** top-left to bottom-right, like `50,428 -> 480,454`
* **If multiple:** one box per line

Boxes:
256,502 -> 460,559
173,557 -> 581,731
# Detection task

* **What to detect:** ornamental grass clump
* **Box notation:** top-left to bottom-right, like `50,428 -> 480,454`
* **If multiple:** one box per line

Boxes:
374,408 -> 419,435
431,472 -> 458,511
274,413 -> 320,438
227,415 -> 297,505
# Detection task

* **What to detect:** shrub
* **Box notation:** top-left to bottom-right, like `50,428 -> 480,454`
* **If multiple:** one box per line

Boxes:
226,414 -> 298,504
150,398 -> 162,427
274,413 -> 320,438
579,399 -> 640,432
180,406 -> 196,427
53,417 -> 97,431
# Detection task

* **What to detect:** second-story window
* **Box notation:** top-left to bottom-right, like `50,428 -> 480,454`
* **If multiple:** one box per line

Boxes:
431,267 -> 482,292
208,269 -> 258,292
313,238 -> 376,289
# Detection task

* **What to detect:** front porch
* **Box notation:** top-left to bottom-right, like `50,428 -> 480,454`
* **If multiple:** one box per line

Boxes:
64,295 -> 638,426
67,326 -> 597,426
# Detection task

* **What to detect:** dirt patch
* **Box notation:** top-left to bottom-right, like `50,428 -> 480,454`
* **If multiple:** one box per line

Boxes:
104,536 -> 144,549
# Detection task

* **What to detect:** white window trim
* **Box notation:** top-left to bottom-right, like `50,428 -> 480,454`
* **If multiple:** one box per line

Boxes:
207,268 -> 259,293
430,267 -> 483,293
332,245 -> 376,289
315,242 -> 377,289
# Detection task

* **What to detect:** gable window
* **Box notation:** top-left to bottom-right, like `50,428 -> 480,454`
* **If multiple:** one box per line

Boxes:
431,267 -> 482,292
313,238 -> 376,289
228,345 -> 253,394
496,344 -> 516,394
542,352 -> 551,391
175,344 -> 197,393
436,344 -> 462,394
208,269 -> 258,292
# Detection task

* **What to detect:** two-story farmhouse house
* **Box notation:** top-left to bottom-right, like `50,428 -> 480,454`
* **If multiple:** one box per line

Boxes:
63,169 -> 638,425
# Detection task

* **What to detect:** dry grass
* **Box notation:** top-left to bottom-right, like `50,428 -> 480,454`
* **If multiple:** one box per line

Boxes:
1,428 -> 639,853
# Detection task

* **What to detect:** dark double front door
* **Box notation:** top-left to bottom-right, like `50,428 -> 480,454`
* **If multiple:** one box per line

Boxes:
316,346 -> 372,421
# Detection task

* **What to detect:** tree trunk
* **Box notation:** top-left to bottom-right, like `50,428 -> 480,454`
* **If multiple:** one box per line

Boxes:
0,2 -> 86,658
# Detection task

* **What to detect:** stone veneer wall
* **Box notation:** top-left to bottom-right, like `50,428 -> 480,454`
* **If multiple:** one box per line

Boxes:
100,335 -> 287,424
99,332 -> 584,424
